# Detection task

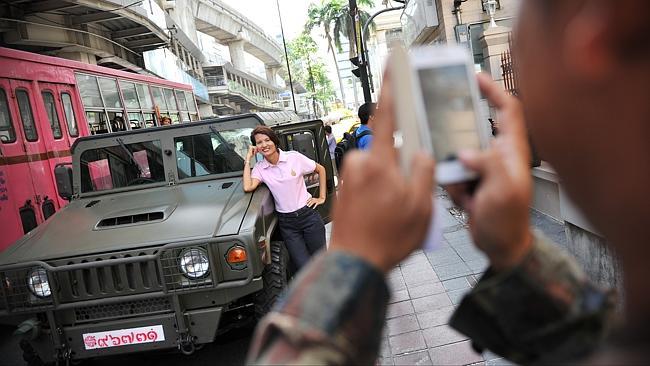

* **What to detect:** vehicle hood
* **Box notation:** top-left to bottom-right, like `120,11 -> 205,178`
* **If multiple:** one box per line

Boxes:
0,178 -> 250,265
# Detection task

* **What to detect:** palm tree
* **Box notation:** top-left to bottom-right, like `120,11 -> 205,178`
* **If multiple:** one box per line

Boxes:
305,0 -> 375,106
332,0 -> 375,59
305,0 -> 347,104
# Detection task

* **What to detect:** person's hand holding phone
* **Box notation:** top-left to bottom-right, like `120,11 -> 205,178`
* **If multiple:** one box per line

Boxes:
446,74 -> 533,271
329,72 -> 436,274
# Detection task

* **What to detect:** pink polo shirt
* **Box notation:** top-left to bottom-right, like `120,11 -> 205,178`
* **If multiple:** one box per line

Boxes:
251,150 -> 317,213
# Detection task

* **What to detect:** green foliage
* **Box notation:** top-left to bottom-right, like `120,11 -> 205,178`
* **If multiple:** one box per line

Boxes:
287,32 -> 336,108
305,0 -> 376,54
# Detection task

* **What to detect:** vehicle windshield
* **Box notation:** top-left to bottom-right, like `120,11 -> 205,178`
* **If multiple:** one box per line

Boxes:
175,127 -> 252,179
80,140 -> 166,193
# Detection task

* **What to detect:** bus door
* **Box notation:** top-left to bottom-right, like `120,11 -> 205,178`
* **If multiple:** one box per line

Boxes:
7,79 -> 55,232
0,79 -> 39,250
37,82 -> 75,210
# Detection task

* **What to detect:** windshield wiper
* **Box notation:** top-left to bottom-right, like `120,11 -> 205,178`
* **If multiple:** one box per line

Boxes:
116,138 -> 143,176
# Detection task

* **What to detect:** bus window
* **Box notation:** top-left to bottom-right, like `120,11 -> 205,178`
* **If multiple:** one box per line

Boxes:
181,112 -> 191,123
184,91 -> 197,113
108,112 -> 126,132
120,81 -> 140,109
16,89 -> 38,142
151,87 -> 166,110
76,74 -> 103,107
86,111 -> 109,135
0,89 -> 16,143
175,90 -> 188,111
143,113 -> 156,127
98,77 -> 122,108
42,91 -> 63,139
128,112 -> 144,129
61,93 -> 79,137
163,88 -> 177,111
136,83 -> 153,109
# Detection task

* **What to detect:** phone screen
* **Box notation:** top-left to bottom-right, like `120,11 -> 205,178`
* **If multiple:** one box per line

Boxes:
417,65 -> 481,162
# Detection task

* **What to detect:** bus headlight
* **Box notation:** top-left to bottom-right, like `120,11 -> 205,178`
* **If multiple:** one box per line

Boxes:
178,248 -> 210,279
27,268 -> 51,298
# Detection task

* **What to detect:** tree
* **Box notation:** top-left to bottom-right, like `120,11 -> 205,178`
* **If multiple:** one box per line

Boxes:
287,32 -> 335,116
305,0 -> 375,106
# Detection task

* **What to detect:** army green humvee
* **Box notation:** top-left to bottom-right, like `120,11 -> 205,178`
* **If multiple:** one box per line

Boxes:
0,114 -> 335,364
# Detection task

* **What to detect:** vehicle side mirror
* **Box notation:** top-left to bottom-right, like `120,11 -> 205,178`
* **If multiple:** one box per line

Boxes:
54,164 -> 73,201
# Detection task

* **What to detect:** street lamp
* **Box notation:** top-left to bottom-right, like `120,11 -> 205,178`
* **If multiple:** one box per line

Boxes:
483,0 -> 498,28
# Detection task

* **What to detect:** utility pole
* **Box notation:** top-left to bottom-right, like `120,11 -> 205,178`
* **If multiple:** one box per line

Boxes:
348,0 -> 372,103
276,0 -> 297,113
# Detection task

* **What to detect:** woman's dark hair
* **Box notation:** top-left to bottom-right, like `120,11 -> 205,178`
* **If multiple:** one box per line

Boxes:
250,126 -> 280,147
324,125 -> 332,134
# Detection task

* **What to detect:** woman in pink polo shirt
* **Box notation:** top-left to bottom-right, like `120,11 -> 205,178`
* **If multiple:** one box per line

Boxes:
243,126 -> 328,270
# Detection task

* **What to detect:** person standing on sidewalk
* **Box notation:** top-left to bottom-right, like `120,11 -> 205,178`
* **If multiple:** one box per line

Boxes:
325,125 -> 336,160
243,126 -> 328,271
355,102 -> 376,150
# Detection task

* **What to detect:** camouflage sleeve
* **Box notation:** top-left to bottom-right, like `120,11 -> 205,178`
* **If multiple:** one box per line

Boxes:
246,251 -> 389,365
450,231 -> 616,364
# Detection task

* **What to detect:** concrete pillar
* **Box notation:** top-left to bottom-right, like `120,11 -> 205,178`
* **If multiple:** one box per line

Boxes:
265,66 -> 280,87
479,25 -> 512,89
479,25 -> 512,143
228,40 -> 246,70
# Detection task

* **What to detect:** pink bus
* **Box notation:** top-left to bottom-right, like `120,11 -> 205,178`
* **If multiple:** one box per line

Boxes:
0,48 -> 200,251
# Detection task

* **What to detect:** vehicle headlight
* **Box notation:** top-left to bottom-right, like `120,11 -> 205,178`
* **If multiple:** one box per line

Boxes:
178,248 -> 210,279
27,268 -> 51,298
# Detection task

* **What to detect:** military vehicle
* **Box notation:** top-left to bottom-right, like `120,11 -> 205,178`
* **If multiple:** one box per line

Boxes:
0,113 -> 335,364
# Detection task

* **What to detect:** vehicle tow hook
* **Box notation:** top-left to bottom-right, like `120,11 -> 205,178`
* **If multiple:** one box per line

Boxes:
179,339 -> 195,355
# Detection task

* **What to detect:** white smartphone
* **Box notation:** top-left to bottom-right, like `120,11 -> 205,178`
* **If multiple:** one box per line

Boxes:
390,44 -> 486,185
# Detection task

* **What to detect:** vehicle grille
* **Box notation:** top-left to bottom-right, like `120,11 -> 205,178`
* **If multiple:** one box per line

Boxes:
0,268 -> 53,312
74,297 -> 171,323
52,251 -> 164,303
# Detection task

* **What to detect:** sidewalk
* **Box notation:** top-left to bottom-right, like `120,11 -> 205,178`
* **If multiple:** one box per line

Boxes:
378,189 -> 512,366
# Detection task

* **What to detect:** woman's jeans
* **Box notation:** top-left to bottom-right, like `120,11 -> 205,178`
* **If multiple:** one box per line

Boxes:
277,206 -> 326,270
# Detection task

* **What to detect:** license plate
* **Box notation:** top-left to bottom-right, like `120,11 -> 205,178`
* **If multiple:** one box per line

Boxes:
82,325 -> 165,350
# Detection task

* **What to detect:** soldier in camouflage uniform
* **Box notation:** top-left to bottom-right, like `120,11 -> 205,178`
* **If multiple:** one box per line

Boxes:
248,0 -> 649,364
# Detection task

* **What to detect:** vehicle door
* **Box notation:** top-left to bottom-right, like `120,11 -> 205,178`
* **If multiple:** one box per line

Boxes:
37,82 -> 74,210
272,120 -> 335,223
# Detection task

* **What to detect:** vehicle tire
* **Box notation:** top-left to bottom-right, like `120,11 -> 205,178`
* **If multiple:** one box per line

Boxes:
254,241 -> 290,320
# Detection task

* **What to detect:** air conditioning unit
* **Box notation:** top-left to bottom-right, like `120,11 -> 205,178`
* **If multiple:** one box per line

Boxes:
401,0 -> 439,46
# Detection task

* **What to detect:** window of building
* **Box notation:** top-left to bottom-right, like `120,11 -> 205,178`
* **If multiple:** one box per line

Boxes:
0,88 -> 15,143
16,89 -> 38,142
41,91 -> 63,139
61,93 -> 79,137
